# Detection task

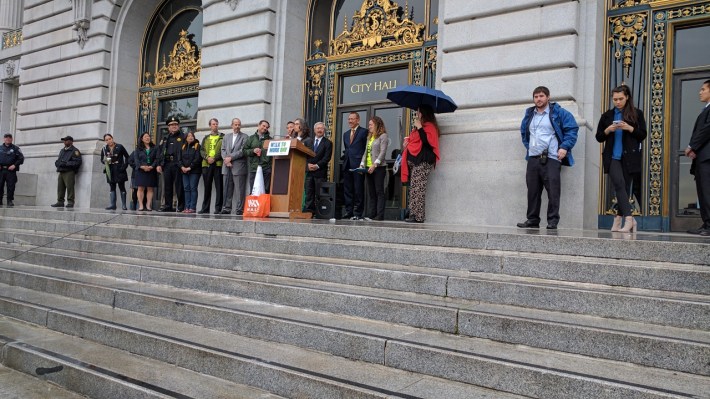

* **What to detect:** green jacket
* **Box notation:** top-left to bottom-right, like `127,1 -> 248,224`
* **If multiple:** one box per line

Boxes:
242,131 -> 272,171
200,132 -> 224,167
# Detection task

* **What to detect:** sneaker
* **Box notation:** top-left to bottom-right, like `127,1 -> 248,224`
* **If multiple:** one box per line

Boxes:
364,217 -> 373,221
350,216 -> 359,220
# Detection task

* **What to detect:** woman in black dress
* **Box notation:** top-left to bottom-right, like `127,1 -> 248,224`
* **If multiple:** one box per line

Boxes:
134,132 -> 158,211
101,133 -> 130,210
595,85 -> 647,232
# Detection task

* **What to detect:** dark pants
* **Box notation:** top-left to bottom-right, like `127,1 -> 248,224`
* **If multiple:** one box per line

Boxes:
0,169 -> 17,202
365,166 -> 386,220
304,172 -> 325,213
162,162 -> 184,210
108,181 -> 127,194
609,159 -> 632,217
695,159 -> 710,228
525,158 -> 561,226
201,163 -> 223,212
249,168 -> 271,194
57,171 -> 76,205
343,168 -> 364,217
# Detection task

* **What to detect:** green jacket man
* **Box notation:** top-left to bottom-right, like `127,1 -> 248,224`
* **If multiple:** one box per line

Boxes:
242,120 -> 272,194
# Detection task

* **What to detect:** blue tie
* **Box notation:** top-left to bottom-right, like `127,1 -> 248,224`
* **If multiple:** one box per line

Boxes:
314,139 -> 319,152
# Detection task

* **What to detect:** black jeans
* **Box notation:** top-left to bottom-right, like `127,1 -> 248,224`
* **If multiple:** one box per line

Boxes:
525,157 -> 561,226
248,168 -> 271,194
365,166 -> 386,219
609,159 -> 632,217
200,163 -> 223,212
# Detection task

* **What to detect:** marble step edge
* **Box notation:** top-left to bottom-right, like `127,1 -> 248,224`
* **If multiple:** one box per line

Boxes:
1,260 -> 709,377
0,365 -> 87,399
3,226 -> 709,298
0,315 -> 527,399
2,246 -> 709,333
0,292 -> 704,399
8,240 -> 710,311
1,209 -> 708,265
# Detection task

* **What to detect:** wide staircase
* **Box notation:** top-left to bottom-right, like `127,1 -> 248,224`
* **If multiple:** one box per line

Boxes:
0,207 -> 708,398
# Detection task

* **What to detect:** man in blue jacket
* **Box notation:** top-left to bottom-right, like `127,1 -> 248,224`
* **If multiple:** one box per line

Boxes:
517,86 -> 578,229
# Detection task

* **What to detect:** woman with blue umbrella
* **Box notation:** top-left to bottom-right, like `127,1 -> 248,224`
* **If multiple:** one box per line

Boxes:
400,104 -> 440,223
387,85 -> 455,223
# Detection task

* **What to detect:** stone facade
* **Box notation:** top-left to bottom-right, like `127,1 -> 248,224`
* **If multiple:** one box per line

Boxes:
0,0 -> 605,229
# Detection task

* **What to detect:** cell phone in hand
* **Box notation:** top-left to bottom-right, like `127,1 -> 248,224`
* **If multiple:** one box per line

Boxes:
613,120 -> 622,125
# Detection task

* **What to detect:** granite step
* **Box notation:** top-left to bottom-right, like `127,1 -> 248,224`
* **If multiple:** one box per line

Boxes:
0,295 -> 526,399
0,248 -> 708,377
0,364 -> 86,399
1,208 -> 709,266
1,233 -> 707,331
1,283 -> 707,399
1,216 -> 709,296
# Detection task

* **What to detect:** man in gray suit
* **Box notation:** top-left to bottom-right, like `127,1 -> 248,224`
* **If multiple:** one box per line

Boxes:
685,79 -> 710,236
221,118 -> 249,215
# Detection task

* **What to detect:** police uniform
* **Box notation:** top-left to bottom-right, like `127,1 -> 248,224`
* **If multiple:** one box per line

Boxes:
52,136 -> 82,207
0,134 -> 24,206
158,116 -> 186,211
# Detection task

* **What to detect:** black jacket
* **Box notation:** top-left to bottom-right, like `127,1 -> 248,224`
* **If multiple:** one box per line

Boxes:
595,108 -> 647,174
307,137 -> 332,179
179,142 -> 203,174
55,145 -> 82,172
134,146 -> 158,168
101,143 -> 130,183
0,143 -> 24,171
158,131 -> 185,165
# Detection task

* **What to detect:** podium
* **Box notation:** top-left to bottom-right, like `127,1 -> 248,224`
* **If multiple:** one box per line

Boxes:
264,139 -> 315,219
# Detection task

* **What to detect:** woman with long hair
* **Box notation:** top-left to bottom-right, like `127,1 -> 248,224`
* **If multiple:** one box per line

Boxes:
134,132 -> 158,211
359,116 -> 388,221
401,104 -> 440,223
293,118 -> 313,149
101,133 -> 130,210
179,131 -> 202,213
595,84 -> 647,232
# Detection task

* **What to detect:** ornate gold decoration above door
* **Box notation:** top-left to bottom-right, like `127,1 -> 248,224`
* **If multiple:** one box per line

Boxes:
154,29 -> 202,86
330,0 -> 425,57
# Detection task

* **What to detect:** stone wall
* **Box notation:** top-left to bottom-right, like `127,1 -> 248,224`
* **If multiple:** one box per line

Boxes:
430,0 -> 603,229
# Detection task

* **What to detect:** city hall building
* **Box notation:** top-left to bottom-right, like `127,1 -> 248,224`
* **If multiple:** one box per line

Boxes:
0,0 -> 708,231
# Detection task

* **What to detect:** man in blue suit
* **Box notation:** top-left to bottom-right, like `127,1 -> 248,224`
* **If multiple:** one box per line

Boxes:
342,112 -> 368,219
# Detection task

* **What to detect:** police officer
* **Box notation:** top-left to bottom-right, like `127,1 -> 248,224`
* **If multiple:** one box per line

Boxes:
51,136 -> 82,208
157,116 -> 185,212
0,133 -> 24,207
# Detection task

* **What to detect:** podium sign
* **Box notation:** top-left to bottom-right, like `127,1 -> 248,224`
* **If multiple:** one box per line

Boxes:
267,140 -> 291,156
263,139 -> 315,219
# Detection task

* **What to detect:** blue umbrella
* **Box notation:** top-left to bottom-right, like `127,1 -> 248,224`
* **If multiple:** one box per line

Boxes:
386,84 -> 457,113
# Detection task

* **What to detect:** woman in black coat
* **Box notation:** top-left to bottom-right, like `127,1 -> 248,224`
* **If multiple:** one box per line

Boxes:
595,85 -> 647,232
134,132 -> 158,211
178,131 -> 202,213
101,133 -> 130,210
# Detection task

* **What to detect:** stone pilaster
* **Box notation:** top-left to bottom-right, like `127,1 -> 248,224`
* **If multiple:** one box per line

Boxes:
0,0 -> 22,33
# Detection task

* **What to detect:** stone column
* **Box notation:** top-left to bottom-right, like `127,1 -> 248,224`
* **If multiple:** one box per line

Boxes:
0,0 -> 23,33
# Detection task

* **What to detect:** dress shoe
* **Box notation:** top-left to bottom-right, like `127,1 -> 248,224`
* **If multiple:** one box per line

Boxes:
404,217 -> 423,223
65,203 -> 74,208
699,229 -> 710,237
221,209 -> 231,214
158,207 -> 175,212
546,224 -> 558,230
235,211 -> 243,216
51,202 -> 64,207
516,220 -> 539,228
197,209 -> 208,214
687,225 -> 706,235
6,201 -> 13,207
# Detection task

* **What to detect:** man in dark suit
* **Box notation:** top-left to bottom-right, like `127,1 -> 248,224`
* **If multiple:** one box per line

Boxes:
304,122 -> 332,215
685,79 -> 710,236
342,112 -> 368,220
